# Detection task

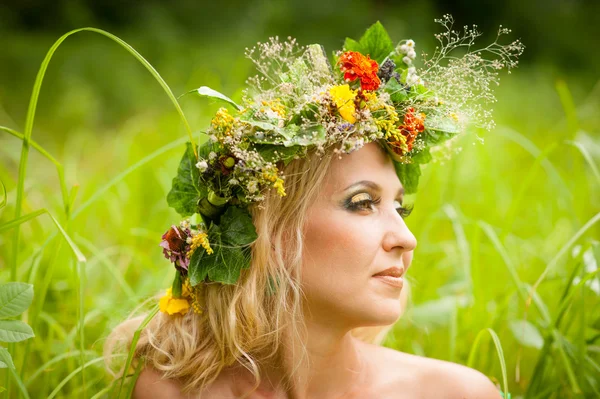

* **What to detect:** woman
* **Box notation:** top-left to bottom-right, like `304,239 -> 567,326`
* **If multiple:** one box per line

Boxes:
106,19 -> 522,398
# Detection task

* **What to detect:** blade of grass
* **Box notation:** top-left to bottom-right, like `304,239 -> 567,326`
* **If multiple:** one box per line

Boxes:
25,350 -> 96,386
443,204 -> 472,293
555,80 -> 579,138
116,305 -> 160,398
71,135 -> 189,219
0,178 -> 5,209
46,355 -> 125,399
0,209 -> 46,233
7,365 -> 31,399
0,125 -> 70,215
467,328 -> 509,398
125,358 -> 145,399
528,212 -> 600,309
74,235 -> 136,299
565,140 -> 600,188
479,221 -> 551,322
495,127 -> 573,203
0,208 -> 86,262
552,330 -> 582,393
76,259 -> 87,397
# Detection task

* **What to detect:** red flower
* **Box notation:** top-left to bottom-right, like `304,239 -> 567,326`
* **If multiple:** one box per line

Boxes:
389,107 -> 426,156
338,51 -> 381,91
160,226 -> 191,270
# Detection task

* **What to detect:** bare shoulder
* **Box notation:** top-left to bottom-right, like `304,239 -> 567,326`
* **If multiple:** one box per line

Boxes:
133,368 -> 187,399
133,367 -> 234,399
363,342 -> 502,399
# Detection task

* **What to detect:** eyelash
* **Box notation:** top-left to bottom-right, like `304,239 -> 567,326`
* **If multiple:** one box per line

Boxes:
346,195 -> 414,218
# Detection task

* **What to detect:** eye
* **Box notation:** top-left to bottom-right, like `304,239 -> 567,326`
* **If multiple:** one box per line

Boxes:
394,200 -> 414,218
345,192 -> 381,212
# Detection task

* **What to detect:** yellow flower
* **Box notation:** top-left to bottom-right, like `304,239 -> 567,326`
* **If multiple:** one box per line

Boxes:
273,178 -> 286,197
211,107 -> 236,136
329,85 -> 357,123
159,288 -> 190,316
187,232 -> 213,257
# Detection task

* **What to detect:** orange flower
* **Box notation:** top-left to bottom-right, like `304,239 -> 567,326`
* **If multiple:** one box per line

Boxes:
389,107 -> 426,156
338,51 -> 381,91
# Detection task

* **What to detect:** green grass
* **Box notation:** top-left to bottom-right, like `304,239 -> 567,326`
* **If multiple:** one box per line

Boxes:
1,25 -> 599,399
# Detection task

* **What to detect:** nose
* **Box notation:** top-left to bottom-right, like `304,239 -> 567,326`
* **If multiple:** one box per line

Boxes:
382,208 -> 417,253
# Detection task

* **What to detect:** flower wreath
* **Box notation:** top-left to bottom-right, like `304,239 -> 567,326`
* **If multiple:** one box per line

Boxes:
157,15 -> 524,316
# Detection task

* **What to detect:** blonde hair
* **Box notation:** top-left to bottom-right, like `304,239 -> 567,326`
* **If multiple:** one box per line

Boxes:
104,145 -> 410,396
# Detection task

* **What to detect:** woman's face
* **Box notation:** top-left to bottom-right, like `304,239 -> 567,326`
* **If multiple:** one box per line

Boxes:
301,142 -> 417,328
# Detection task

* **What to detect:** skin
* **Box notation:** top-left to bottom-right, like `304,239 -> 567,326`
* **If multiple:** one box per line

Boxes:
134,142 -> 502,398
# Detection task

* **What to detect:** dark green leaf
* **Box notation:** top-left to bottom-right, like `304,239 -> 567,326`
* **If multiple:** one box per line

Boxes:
188,207 -> 256,286
0,283 -> 33,319
411,147 -> 432,164
208,244 -> 250,284
220,206 -> 258,246
167,142 -> 206,216
394,161 -> 421,195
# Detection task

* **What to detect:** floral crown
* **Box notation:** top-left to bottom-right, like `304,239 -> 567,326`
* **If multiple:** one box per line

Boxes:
158,15 -> 524,316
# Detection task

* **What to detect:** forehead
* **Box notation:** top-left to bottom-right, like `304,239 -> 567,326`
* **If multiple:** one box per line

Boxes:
323,142 -> 402,193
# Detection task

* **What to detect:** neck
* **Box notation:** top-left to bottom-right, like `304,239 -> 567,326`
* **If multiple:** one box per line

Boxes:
248,315 -> 371,398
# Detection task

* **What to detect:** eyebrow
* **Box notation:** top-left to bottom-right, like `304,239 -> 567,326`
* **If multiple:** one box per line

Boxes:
343,180 -> 405,198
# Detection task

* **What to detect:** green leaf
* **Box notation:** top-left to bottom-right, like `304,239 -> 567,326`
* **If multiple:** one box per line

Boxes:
509,320 -> 544,349
411,147 -> 432,164
284,125 -> 326,147
0,320 -> 35,342
188,86 -> 242,111
167,142 -> 206,216
345,21 -> 395,64
0,283 -> 33,319
0,347 -> 15,369
254,144 -> 301,166
188,207 -> 257,286
394,161 -> 421,195
342,38 -> 362,53
383,78 -> 408,103
220,206 -> 258,246
423,127 -> 458,145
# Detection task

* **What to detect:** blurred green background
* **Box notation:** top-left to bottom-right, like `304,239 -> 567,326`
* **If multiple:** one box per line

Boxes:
0,0 -> 599,397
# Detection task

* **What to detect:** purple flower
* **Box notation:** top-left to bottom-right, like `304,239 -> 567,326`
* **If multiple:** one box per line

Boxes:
337,123 -> 355,131
160,225 -> 191,270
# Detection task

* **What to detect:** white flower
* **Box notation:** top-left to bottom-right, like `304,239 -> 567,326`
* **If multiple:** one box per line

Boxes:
247,180 -> 258,193
399,44 -> 409,54
208,151 -> 217,160
406,39 -> 415,47
408,66 -> 416,75
229,178 -> 239,185
407,74 -> 419,86
196,160 -> 208,171
407,49 -> 416,59
402,56 -> 412,65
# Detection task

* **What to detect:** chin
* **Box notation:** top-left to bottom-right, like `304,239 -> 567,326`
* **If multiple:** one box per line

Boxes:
354,300 -> 403,327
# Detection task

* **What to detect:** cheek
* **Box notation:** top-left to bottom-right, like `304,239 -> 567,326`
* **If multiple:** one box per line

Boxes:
302,208 -> 379,286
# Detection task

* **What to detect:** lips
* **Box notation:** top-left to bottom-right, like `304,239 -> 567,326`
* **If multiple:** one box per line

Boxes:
372,266 -> 404,278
